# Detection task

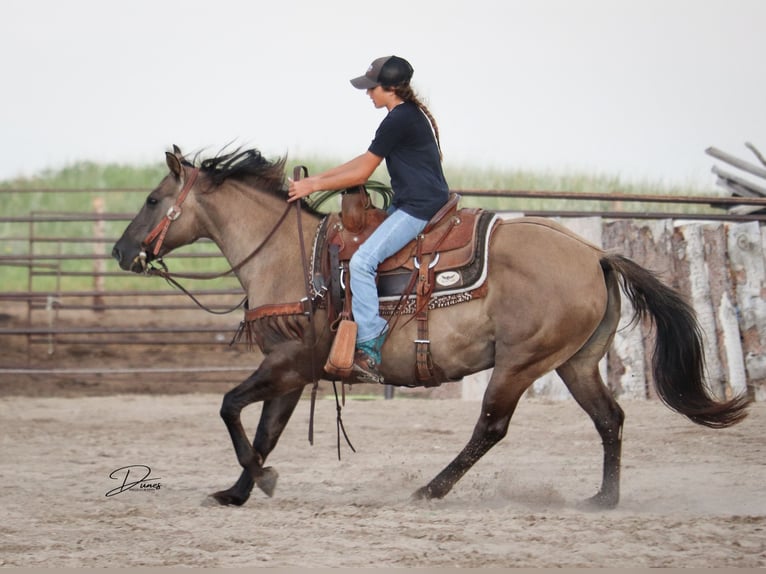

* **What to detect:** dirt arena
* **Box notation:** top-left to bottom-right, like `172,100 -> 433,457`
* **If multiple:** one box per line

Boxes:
0,388 -> 764,567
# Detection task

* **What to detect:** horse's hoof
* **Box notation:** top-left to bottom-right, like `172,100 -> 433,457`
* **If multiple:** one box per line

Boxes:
209,488 -> 248,506
411,485 -> 433,501
255,466 -> 279,497
580,491 -> 619,510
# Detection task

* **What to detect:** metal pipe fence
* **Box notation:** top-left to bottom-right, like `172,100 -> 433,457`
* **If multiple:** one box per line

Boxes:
1,187 -> 764,389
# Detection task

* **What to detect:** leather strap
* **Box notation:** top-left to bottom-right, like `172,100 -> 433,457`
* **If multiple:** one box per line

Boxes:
292,165 -> 323,448
412,235 -> 447,386
244,300 -> 311,322
143,167 -> 200,256
329,243 -> 342,323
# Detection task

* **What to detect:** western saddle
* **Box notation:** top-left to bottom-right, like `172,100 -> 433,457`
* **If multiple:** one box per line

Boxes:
313,186 -> 496,386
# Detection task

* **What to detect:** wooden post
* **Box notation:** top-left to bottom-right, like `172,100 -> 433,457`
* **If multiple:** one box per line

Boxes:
676,222 -> 728,399
726,221 -> 766,400
93,197 -> 105,312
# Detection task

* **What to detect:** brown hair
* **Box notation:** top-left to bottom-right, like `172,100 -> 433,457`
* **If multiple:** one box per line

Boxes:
387,84 -> 443,160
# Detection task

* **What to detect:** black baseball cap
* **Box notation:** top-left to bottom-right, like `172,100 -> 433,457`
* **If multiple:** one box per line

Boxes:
350,56 -> 414,89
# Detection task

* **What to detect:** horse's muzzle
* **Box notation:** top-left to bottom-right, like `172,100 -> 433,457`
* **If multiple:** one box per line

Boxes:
112,245 -> 149,273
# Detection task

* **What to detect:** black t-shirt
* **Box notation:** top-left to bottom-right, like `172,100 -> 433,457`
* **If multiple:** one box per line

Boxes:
368,101 -> 449,220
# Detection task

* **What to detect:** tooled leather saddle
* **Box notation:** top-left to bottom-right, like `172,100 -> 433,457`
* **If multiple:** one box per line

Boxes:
312,186 -> 499,386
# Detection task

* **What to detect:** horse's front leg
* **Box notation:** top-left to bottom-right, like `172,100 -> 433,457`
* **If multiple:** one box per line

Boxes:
211,356 -> 307,506
211,386 -> 304,506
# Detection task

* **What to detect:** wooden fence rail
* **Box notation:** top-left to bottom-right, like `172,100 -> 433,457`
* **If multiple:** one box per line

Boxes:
1,188 -> 764,401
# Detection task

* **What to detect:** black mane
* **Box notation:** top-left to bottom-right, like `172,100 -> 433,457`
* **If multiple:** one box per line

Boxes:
192,147 -> 326,216
198,147 -> 286,192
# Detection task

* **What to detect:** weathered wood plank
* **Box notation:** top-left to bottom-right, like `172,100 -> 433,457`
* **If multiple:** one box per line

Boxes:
675,222 -> 728,399
701,222 -> 748,399
726,222 -> 766,400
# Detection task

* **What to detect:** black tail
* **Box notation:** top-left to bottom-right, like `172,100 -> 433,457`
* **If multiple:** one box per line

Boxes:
602,254 -> 750,428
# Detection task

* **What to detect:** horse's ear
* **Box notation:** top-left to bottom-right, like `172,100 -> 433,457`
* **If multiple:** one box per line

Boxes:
172,144 -> 183,156
166,151 -> 182,178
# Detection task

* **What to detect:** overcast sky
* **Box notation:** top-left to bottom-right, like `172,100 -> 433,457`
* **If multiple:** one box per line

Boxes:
1,0 -> 764,188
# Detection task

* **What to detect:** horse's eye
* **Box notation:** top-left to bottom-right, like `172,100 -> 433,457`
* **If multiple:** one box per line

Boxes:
146,196 -> 159,206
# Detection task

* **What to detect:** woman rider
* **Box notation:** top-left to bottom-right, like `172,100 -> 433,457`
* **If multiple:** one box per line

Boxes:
288,55 -> 450,384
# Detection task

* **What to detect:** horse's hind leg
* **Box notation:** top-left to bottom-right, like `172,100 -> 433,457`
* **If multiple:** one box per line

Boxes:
211,387 -> 303,506
557,359 -> 624,508
556,271 -> 624,508
413,366 -> 531,501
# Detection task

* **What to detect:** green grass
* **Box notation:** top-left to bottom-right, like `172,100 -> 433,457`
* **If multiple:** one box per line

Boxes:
0,157 -> 723,294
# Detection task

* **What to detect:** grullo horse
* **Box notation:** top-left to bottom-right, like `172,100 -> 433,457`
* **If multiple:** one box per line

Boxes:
112,147 -> 750,507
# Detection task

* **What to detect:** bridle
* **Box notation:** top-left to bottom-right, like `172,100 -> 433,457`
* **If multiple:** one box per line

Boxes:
139,166 -> 200,263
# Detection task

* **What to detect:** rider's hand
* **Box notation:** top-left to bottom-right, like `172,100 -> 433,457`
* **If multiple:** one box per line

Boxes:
287,177 -> 317,202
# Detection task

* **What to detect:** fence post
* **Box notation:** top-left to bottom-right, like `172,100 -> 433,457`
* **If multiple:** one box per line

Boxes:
727,221 -> 766,400
93,196 -> 105,312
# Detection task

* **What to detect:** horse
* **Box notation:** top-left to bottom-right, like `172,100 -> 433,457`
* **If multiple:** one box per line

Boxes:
112,146 -> 750,508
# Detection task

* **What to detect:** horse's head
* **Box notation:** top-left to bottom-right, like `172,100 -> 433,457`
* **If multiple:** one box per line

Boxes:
112,146 -> 204,273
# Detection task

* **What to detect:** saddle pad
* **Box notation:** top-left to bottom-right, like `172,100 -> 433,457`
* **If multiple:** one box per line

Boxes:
377,211 -> 499,301
312,211 -> 500,309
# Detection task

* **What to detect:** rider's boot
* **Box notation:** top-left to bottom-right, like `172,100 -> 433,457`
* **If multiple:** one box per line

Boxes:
350,331 -> 387,384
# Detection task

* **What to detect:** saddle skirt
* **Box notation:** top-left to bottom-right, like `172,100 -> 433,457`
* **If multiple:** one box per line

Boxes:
311,193 -> 499,317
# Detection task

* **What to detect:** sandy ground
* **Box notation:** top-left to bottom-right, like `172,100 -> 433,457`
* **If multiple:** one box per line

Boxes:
0,392 -> 764,568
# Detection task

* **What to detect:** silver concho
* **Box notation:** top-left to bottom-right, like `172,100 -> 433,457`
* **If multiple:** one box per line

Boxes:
436,271 -> 461,287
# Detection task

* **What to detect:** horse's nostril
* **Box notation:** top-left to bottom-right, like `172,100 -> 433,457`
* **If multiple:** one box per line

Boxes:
112,246 -> 121,263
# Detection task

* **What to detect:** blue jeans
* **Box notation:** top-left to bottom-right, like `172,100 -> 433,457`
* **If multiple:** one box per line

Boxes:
349,208 -> 428,343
